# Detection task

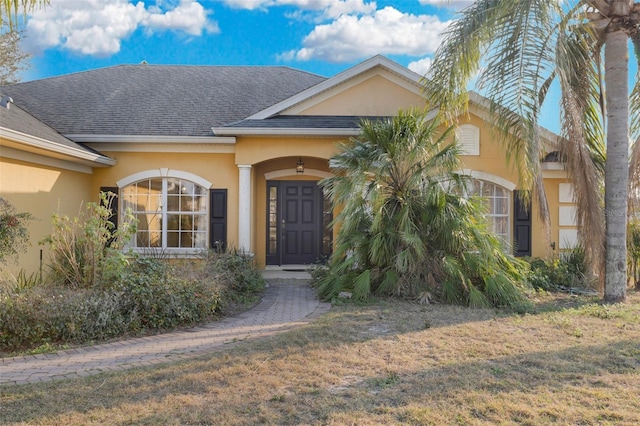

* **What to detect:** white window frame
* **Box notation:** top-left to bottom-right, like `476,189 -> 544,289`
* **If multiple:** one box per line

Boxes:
472,179 -> 511,244
117,169 -> 211,255
457,171 -> 515,247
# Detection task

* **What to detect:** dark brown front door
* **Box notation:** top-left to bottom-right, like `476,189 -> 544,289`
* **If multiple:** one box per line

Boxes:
266,181 -> 331,265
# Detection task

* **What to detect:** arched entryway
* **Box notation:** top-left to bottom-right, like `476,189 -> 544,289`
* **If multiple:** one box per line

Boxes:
263,165 -> 333,266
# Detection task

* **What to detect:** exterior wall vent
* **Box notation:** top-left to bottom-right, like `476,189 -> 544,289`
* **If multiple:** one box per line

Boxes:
455,124 -> 480,156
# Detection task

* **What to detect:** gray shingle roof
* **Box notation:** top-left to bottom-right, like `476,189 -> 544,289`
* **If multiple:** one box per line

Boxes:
0,64 -> 326,137
0,100 -> 94,152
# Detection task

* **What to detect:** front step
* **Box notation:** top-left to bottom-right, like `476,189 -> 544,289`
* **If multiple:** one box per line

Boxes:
262,266 -> 312,280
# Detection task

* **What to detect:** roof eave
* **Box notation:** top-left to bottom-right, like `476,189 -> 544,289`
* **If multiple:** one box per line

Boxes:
66,134 -> 237,144
211,127 -> 361,137
0,127 -> 116,166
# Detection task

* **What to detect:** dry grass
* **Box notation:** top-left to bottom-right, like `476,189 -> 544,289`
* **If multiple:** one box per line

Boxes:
2,290 -> 640,425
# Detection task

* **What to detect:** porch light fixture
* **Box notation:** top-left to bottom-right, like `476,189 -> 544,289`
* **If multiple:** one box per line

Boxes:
296,158 -> 305,174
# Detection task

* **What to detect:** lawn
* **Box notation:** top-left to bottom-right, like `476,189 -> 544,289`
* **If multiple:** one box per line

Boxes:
2,290 -> 640,425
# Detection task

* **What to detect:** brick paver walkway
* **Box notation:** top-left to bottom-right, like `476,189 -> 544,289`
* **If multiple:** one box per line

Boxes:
0,278 -> 330,386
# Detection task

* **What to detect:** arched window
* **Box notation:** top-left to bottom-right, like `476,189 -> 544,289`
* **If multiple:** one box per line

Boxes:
121,177 -> 208,249
468,179 -> 510,243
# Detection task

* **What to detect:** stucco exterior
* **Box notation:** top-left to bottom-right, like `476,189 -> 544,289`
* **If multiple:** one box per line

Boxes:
0,55 -> 573,278
0,155 -> 95,274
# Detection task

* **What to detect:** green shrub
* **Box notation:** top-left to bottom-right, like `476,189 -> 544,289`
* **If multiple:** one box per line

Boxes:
628,220 -> 640,289
0,197 -> 33,265
112,257 -> 222,331
200,249 -> 265,305
0,250 -> 264,353
41,192 -> 136,288
315,109 -> 528,309
307,262 -> 330,283
525,245 -> 595,291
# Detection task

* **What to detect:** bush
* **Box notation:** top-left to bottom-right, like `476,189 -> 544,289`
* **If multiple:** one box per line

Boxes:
200,249 -> 265,307
315,109 -> 528,309
0,197 -> 33,265
628,220 -> 640,289
41,192 -> 136,288
0,251 -> 264,353
525,245 -> 596,291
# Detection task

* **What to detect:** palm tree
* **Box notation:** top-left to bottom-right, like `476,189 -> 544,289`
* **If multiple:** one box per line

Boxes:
317,108 -> 528,309
425,0 -> 640,302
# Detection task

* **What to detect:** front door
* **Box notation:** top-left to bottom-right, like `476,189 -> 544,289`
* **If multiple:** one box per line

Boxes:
266,181 -> 331,265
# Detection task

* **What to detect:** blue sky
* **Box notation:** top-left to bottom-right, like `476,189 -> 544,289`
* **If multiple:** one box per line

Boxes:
16,0 -> 571,132
20,0 -> 466,81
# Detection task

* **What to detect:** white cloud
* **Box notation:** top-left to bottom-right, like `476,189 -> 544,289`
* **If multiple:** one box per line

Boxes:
222,0 -> 273,11
288,6 -> 450,62
144,0 -> 217,36
24,0 -> 217,56
418,0 -> 474,11
224,0 -> 376,18
408,57 -> 432,75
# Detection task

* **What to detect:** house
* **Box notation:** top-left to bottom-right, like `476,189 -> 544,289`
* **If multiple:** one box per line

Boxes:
0,55 -> 577,276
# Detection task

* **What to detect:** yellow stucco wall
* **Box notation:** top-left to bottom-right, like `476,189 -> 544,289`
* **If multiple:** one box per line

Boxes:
234,136 -> 338,165
452,114 -> 565,258
456,115 -> 521,185
92,151 -> 240,248
0,156 -> 94,276
295,73 -> 424,116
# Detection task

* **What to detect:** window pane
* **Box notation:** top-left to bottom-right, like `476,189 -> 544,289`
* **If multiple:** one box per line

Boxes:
179,180 -> 194,195
495,197 -> 508,215
167,214 -> 181,231
194,232 -> 207,248
268,186 -> 278,255
467,179 -> 511,245
167,231 -> 180,247
167,178 -> 181,195
123,177 -> 207,250
482,182 -> 494,197
168,196 -> 180,212
193,215 -> 207,231
194,195 -> 207,212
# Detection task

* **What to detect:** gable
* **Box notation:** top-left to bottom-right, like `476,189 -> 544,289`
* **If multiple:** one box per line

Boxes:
246,55 -> 425,122
285,71 -> 424,117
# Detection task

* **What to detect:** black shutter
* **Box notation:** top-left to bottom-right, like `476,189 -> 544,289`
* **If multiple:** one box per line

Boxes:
513,190 -> 532,257
100,186 -> 118,231
210,189 -> 227,252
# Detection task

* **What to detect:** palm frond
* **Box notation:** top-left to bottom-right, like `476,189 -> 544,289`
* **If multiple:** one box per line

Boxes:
629,34 -> 640,215
426,0 -> 565,236
555,19 -> 606,281
351,269 -> 372,301
0,0 -> 48,29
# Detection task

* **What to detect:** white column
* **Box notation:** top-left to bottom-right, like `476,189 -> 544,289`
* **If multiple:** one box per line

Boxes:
237,164 -> 252,253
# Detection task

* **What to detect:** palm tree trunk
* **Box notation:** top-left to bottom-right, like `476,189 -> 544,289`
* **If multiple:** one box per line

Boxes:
604,28 -> 629,302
